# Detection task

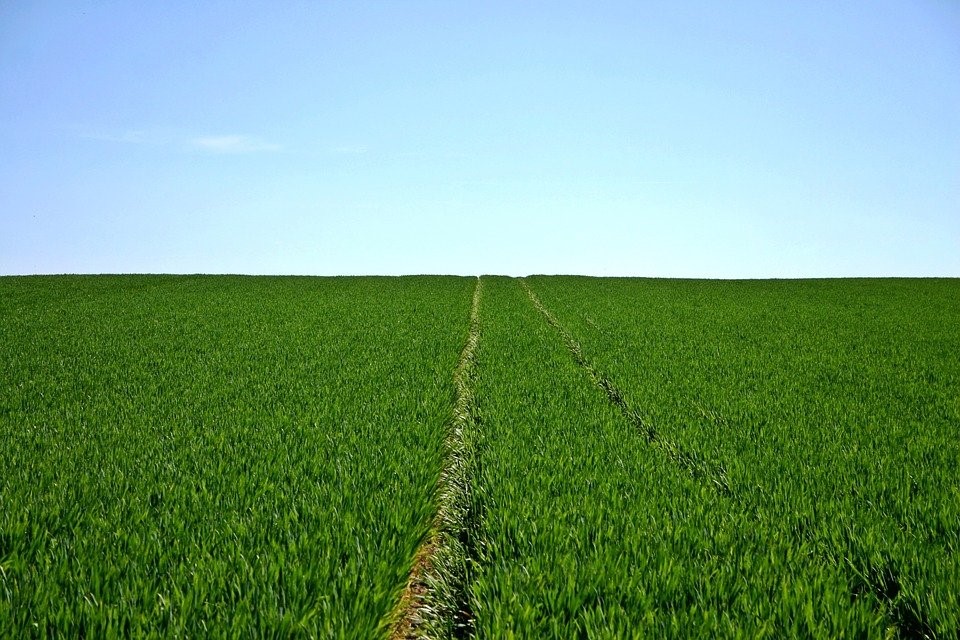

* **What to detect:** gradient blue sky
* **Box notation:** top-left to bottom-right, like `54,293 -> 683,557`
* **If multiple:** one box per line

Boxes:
2,1 -> 958,277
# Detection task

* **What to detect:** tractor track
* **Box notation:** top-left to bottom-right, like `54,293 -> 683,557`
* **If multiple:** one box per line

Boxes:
386,277 -> 481,640
519,278 -> 731,495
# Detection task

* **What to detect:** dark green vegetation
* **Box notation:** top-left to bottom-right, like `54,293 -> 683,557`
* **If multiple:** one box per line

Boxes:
523,276 -> 960,637
0,275 -> 474,637
2,275 -> 958,638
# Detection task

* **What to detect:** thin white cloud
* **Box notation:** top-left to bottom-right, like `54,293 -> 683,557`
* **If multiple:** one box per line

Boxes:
330,145 -> 367,155
192,135 -> 281,154
80,130 -> 159,144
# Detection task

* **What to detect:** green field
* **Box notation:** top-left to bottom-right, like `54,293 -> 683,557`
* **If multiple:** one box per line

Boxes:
2,275 -> 958,637
0,275 -> 474,637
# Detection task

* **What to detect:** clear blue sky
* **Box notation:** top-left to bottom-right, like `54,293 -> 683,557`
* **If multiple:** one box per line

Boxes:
2,1 -> 958,277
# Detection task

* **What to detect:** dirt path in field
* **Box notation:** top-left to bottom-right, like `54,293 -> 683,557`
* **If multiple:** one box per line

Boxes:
518,278 -> 731,495
387,276 -> 481,640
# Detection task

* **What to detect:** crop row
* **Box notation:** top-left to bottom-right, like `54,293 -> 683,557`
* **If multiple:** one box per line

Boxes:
389,277 -> 482,638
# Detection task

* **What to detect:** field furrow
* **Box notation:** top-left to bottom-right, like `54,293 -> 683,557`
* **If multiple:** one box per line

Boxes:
520,278 -> 731,495
388,277 -> 482,639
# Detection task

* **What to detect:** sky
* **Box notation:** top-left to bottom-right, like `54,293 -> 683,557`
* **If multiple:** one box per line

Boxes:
1,1 -> 958,277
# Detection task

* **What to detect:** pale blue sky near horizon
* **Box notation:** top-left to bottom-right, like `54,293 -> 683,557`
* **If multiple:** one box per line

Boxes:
2,1 -> 958,277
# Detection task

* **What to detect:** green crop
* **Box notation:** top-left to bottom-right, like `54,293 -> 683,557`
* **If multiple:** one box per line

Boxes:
2,275 -> 957,637
522,276 -> 960,637
0,275 -> 474,637
466,277 -> 902,638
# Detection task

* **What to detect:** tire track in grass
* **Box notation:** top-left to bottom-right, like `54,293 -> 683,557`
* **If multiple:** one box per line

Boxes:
519,278 -> 732,496
520,278 -> 936,638
386,277 -> 482,640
